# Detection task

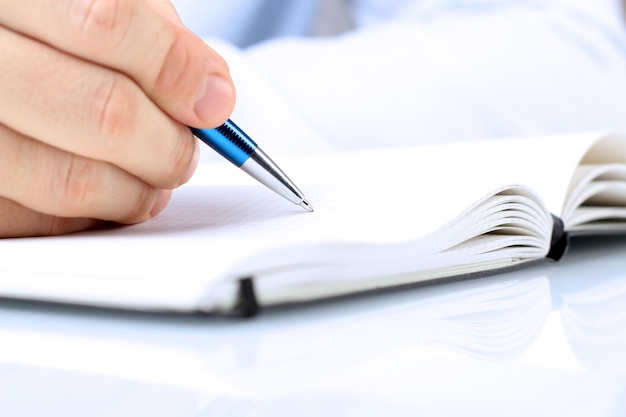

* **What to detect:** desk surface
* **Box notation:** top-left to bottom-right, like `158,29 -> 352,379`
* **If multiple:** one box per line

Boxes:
1,235 -> 626,416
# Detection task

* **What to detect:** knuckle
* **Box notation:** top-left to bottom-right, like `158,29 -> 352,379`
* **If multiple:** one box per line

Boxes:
162,127 -> 195,188
58,156 -> 101,214
91,75 -> 138,148
54,155 -> 156,223
122,185 -> 156,224
69,0 -> 131,43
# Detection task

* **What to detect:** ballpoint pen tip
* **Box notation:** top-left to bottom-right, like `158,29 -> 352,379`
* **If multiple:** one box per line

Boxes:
300,199 -> 314,212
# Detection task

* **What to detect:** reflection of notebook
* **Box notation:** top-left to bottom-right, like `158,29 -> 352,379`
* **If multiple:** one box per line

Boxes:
553,236 -> 626,372
1,132 -> 626,314
0,270 -> 551,398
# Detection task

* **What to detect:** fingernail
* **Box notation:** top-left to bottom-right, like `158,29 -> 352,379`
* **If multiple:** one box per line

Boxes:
178,138 -> 200,186
150,189 -> 172,218
194,74 -> 234,123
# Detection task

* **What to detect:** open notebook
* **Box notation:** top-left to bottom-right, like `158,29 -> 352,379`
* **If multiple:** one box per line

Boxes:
2,132 -> 626,315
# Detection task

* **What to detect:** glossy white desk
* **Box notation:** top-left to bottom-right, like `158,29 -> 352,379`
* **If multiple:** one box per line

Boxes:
1,235 -> 625,416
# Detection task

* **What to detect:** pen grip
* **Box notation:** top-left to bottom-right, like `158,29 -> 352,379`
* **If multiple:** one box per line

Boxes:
190,119 -> 257,167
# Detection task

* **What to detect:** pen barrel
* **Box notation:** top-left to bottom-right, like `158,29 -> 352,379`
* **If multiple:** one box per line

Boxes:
241,148 -> 306,205
190,120 -> 257,166
190,119 -> 309,209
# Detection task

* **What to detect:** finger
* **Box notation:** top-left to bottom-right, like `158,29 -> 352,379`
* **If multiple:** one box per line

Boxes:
146,0 -> 185,25
0,197 -> 102,238
0,26 -> 198,189
0,0 -> 235,127
0,123 -> 172,224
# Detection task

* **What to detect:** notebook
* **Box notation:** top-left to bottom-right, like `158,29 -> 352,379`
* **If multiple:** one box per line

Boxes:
2,131 -> 625,315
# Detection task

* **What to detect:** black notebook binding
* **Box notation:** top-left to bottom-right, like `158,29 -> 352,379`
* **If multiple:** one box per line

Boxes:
547,214 -> 569,261
235,214 -> 571,317
235,277 -> 260,317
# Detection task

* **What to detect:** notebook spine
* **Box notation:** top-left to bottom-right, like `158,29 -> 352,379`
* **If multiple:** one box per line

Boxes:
234,277 -> 260,317
547,214 -> 569,261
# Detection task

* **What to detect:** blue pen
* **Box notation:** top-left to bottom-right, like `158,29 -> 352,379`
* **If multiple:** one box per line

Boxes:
190,120 -> 313,212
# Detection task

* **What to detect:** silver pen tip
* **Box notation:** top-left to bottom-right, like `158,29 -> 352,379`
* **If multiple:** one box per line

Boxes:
300,199 -> 314,212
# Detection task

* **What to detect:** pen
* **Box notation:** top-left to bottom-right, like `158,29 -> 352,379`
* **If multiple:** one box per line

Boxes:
190,120 -> 313,212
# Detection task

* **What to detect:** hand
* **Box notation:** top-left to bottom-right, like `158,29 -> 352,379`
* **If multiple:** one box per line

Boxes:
0,0 -> 235,237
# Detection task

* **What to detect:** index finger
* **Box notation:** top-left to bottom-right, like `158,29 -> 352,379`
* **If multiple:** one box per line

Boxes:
0,0 -> 235,128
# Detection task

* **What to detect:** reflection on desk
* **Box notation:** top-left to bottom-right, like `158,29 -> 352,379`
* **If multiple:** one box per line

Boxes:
1,236 -> 626,416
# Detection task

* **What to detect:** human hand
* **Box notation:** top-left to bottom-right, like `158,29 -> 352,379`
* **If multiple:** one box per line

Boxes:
0,0 -> 235,237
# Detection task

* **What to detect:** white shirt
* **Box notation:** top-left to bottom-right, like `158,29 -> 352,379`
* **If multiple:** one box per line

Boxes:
171,1 -> 626,155
173,1 -> 625,44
